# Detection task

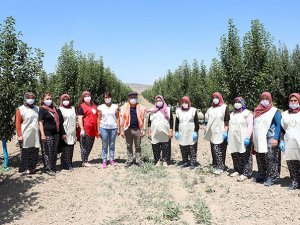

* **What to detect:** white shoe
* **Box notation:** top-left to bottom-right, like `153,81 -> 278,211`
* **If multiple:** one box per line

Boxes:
162,162 -> 168,167
155,161 -> 161,167
213,169 -> 223,175
230,172 -> 239,177
237,175 -> 247,182
82,162 -> 93,167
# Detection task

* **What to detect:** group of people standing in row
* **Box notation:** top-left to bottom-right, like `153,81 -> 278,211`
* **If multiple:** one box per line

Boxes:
15,89 -> 300,191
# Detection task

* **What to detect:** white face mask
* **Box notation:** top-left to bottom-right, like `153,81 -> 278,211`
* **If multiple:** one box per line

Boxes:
260,100 -> 270,107
129,98 -> 137,105
289,103 -> 299,110
84,96 -> 91,103
156,101 -> 163,108
182,103 -> 189,109
213,98 -> 219,104
44,100 -> 52,106
62,100 -> 70,107
105,98 -> 112,104
234,103 -> 242,109
25,99 -> 35,105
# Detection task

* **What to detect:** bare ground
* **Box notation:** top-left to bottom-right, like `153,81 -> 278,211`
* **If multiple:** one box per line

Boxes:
1,97 -> 300,225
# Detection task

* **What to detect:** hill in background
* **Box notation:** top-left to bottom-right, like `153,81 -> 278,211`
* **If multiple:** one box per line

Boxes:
126,83 -> 151,94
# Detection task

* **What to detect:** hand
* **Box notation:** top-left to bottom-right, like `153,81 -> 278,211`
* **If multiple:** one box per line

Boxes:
141,129 -> 146,137
117,131 -> 121,136
41,135 -> 46,142
251,145 -> 256,155
279,141 -> 285,152
223,131 -> 228,141
193,132 -> 198,142
121,131 -> 125,138
175,132 -> 180,140
17,136 -> 23,143
80,130 -> 86,136
169,130 -> 173,139
271,139 -> 278,148
98,131 -> 102,139
244,138 -> 251,148
62,135 -> 67,141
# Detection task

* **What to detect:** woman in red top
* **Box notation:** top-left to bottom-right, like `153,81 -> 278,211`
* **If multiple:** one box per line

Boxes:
78,91 -> 99,167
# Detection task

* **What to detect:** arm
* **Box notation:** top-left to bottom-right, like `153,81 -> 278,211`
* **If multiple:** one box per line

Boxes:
57,109 -> 66,140
38,108 -> 46,141
224,106 -> 230,132
194,110 -> 199,132
148,115 -> 152,139
246,113 -> 254,138
175,117 -> 179,132
115,107 -> 121,135
169,108 -> 174,138
98,109 -> 102,137
272,110 -> 281,141
16,109 -> 23,141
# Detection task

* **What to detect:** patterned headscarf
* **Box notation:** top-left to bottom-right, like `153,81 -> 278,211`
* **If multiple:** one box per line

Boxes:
234,97 -> 246,113
148,95 -> 169,120
288,93 -> 300,114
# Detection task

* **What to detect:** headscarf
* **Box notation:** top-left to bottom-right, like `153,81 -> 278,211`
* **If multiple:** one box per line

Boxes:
253,92 -> 273,118
42,102 -> 60,132
79,91 -> 94,105
212,92 -> 224,107
233,97 -> 247,113
23,92 -> 35,107
288,93 -> 300,114
180,96 -> 191,111
60,94 -> 71,108
148,95 -> 169,120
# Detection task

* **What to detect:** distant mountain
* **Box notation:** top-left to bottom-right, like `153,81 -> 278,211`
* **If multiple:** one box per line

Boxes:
126,83 -> 151,94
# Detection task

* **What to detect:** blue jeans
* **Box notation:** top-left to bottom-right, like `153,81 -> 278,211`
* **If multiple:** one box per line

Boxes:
101,128 -> 117,162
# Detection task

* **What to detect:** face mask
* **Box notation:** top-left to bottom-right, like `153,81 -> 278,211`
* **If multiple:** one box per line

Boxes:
289,103 -> 299,110
213,98 -> 219,104
44,100 -> 52,106
260,100 -> 269,107
234,103 -> 242,109
129,98 -> 137,105
105,98 -> 112,104
84,96 -> 91,103
25,99 -> 35,105
156,102 -> 163,108
182,103 -> 189,109
62,100 -> 70,107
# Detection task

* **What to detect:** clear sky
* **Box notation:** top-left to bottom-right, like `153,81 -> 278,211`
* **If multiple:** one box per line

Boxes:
1,0 -> 300,84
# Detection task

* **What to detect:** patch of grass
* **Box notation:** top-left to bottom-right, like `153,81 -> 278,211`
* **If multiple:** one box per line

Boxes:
162,200 -> 182,221
103,214 -> 130,224
189,198 -> 212,225
205,185 -> 215,194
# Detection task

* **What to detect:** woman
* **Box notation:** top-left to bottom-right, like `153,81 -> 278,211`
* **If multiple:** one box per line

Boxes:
97,92 -> 120,169
39,92 -> 60,176
175,96 -> 199,169
280,93 -> 300,190
78,91 -> 99,167
253,92 -> 281,186
16,92 -> 40,175
228,97 -> 253,181
204,92 -> 229,175
58,94 -> 76,170
148,95 -> 173,166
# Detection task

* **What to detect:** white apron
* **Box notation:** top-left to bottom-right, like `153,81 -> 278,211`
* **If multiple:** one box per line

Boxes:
149,108 -> 170,144
176,107 -> 197,146
204,105 -> 227,144
281,111 -> 300,160
253,107 -> 277,153
228,109 -> 251,153
19,105 -> 40,148
59,106 -> 77,145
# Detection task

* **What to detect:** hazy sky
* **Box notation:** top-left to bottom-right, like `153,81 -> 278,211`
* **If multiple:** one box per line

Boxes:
1,1 -> 300,84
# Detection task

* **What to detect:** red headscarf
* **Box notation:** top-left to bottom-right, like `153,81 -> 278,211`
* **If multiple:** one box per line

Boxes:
212,92 -> 224,107
148,95 -> 169,120
60,94 -> 71,108
254,92 -> 273,118
181,96 -> 191,110
288,93 -> 300,114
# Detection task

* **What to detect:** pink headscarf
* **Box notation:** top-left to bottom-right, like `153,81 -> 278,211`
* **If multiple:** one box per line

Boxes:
289,93 -> 300,114
181,96 -> 191,111
212,92 -> 224,107
254,92 -> 273,118
148,95 -> 169,120
60,94 -> 71,108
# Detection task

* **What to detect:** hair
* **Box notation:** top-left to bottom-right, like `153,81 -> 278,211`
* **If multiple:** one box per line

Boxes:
24,92 -> 35,99
102,91 -> 112,98
39,92 -> 52,106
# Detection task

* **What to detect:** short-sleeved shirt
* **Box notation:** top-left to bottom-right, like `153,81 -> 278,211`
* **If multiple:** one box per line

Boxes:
97,104 -> 118,129
39,107 -> 58,136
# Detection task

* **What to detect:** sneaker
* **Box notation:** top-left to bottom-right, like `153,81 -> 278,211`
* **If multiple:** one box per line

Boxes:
213,169 -> 224,175
46,170 -> 56,176
29,169 -> 36,174
230,171 -> 239,177
288,182 -> 298,191
136,162 -> 143,167
155,161 -> 161,167
190,164 -> 196,170
264,178 -> 274,187
110,160 -> 116,167
181,162 -> 190,168
162,161 -> 168,167
1,166 -> 11,172
82,162 -> 93,167
102,162 -> 107,169
125,161 -> 133,168
237,175 -> 247,182
255,176 -> 265,183
68,166 -> 74,171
